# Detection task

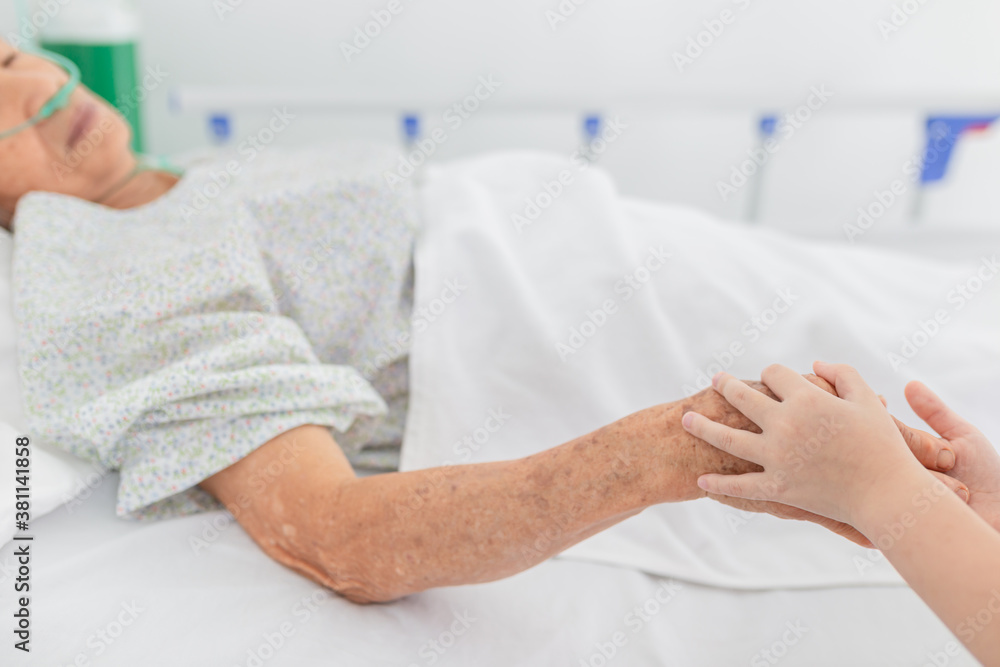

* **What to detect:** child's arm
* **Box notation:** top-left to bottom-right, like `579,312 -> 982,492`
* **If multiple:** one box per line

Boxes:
857,467 -> 1000,658
681,362 -> 1000,665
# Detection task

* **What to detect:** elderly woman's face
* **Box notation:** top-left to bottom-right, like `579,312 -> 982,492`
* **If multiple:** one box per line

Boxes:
0,38 -> 134,229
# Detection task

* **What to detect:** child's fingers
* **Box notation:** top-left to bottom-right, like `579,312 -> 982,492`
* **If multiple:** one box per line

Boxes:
928,470 -> 971,504
759,364 -> 808,400
891,414 -> 956,472
712,373 -> 775,426
812,361 -> 879,403
696,472 -> 774,501
682,411 -> 762,464
904,381 -> 979,440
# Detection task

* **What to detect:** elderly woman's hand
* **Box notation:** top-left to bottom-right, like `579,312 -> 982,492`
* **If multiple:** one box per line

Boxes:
672,372 -> 970,548
681,364 -> 972,530
677,374 -> 876,546
591,372 -> 870,545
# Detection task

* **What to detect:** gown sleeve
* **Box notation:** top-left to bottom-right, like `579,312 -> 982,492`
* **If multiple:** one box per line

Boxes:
11,192 -> 388,519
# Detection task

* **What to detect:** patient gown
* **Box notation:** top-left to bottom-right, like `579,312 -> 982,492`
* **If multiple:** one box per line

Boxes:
11,145 -> 417,519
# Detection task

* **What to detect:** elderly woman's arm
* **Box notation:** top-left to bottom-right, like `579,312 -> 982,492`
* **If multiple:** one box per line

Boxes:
198,376 -> 861,603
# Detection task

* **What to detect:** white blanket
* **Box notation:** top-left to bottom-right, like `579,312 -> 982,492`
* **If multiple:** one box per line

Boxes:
401,151 -> 1000,589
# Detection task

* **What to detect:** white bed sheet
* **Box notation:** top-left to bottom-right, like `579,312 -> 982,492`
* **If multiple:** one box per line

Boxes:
0,475 -> 977,666
401,151 -> 1000,589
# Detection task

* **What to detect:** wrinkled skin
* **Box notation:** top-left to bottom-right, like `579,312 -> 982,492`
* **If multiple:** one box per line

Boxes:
614,374 -> 875,546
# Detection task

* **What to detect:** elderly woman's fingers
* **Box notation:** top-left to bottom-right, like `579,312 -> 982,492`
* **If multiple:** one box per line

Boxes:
891,414 -> 956,472
798,512 -> 874,548
712,373 -> 776,426
682,411 -> 762,464
707,493 -> 874,548
696,472 -> 773,501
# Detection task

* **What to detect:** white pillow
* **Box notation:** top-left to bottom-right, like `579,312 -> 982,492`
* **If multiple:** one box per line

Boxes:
0,228 -> 26,430
1,229 -> 98,546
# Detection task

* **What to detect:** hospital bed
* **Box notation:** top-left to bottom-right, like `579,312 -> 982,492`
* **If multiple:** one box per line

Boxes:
2,118 -> 999,666
0,476 -> 973,666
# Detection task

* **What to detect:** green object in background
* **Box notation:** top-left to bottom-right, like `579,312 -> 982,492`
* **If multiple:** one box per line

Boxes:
40,40 -> 144,152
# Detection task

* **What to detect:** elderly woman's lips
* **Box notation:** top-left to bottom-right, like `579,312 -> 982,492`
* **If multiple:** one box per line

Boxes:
67,102 -> 98,150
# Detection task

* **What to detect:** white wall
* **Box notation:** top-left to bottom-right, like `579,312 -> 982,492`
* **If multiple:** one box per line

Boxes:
4,0 -> 1000,235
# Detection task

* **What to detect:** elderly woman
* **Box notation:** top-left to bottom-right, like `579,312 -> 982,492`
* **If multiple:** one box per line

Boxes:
1,41 -> 967,604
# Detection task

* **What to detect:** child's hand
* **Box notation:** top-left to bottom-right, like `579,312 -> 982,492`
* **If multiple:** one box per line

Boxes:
892,381 -> 1000,532
681,362 -> 937,529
